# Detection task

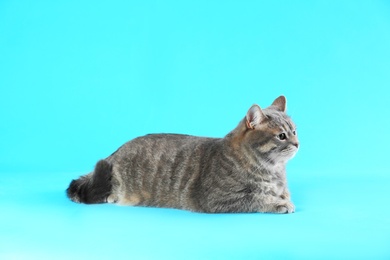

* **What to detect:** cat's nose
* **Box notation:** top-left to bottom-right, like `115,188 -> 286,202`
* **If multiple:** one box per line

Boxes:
292,142 -> 299,148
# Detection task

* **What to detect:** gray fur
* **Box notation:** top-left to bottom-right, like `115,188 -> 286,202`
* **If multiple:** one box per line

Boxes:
67,96 -> 299,213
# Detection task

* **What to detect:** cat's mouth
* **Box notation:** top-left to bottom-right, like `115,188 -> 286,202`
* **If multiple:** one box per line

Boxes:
283,146 -> 299,158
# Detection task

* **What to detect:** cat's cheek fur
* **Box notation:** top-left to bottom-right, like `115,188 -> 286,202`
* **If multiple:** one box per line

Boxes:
259,142 -> 278,153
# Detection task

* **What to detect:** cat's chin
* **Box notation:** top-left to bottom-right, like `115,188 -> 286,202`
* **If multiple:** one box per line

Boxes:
281,148 -> 298,161
287,149 -> 298,160
288,153 -> 297,160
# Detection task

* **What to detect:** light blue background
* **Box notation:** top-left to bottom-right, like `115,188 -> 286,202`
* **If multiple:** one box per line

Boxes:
1,1 -> 390,259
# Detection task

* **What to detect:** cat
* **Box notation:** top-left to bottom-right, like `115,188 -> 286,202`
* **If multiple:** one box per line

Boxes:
67,96 -> 299,213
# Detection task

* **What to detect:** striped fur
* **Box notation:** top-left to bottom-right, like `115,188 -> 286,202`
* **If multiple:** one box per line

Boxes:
67,96 -> 299,213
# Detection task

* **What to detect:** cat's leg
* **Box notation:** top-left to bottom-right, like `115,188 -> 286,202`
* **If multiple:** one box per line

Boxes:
199,193 -> 255,213
104,173 -> 138,205
200,190 -> 295,213
280,189 -> 291,200
206,196 -> 294,213
107,192 -> 139,205
105,174 -> 151,206
279,188 -> 295,213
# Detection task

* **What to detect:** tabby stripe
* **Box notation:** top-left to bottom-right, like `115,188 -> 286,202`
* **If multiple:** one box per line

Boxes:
169,150 -> 185,196
150,159 -> 162,206
130,153 -> 142,195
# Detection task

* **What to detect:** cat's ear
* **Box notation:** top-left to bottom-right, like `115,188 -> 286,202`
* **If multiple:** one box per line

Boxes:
271,95 -> 287,112
246,105 -> 267,129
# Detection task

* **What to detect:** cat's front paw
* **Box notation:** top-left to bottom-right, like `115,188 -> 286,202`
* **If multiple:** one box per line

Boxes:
276,201 -> 295,214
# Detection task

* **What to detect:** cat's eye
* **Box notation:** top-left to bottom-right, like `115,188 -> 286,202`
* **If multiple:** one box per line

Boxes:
277,133 -> 287,140
293,130 -> 297,135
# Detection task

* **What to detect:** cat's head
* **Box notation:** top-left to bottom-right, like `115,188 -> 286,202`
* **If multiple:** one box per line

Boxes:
231,96 -> 299,165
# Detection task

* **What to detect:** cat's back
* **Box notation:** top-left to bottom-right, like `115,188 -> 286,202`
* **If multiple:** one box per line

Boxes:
107,133 -> 218,162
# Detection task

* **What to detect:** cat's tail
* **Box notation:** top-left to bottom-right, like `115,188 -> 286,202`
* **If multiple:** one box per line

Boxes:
66,160 -> 113,204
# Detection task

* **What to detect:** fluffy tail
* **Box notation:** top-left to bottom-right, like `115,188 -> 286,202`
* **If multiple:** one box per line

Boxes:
66,160 -> 113,204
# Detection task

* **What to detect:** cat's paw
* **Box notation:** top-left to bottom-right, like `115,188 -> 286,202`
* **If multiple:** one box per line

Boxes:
106,194 -> 118,203
276,201 -> 295,214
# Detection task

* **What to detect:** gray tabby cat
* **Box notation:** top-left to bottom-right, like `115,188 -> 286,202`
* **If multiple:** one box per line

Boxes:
67,96 -> 299,213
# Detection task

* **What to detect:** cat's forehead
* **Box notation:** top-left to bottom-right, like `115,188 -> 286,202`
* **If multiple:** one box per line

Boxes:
263,109 -> 296,131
